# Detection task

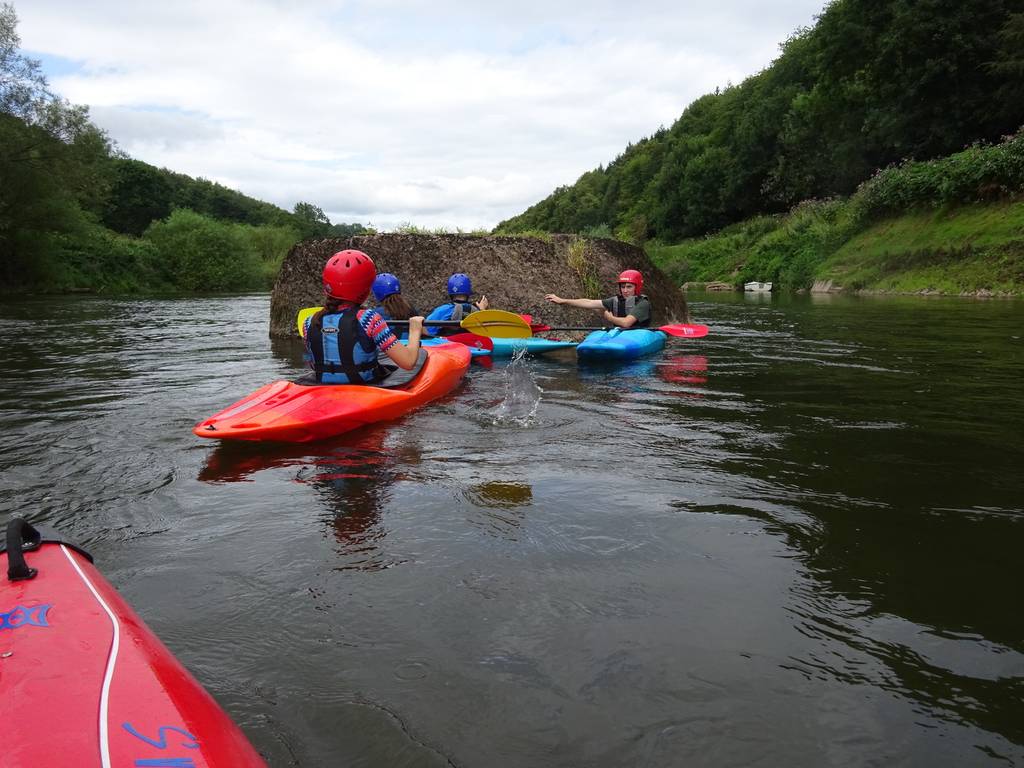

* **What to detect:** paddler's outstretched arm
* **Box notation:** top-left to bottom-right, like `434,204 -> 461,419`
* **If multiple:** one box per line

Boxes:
544,294 -> 605,310
384,316 -> 424,369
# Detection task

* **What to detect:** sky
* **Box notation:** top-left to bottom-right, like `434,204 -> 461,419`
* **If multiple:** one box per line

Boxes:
17,0 -> 826,231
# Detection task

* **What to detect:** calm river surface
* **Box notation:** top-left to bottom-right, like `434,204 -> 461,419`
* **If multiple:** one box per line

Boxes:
1,293 -> 1022,767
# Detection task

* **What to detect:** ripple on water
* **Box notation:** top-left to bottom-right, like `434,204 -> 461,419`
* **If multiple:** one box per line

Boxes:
3,294 -> 1024,767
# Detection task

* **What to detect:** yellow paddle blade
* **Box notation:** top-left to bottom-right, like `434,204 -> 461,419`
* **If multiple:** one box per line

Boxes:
458,309 -> 532,339
297,306 -> 531,339
296,306 -> 323,338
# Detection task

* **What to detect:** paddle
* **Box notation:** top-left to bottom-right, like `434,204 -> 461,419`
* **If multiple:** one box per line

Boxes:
443,332 -> 494,352
518,314 -> 549,334
528,323 -> 709,338
296,307 -> 531,340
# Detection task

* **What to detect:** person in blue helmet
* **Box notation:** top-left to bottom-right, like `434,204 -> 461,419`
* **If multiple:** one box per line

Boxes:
424,273 -> 489,336
371,273 -> 419,323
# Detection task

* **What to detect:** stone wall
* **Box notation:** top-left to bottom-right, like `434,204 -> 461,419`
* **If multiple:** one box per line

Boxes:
269,234 -> 690,338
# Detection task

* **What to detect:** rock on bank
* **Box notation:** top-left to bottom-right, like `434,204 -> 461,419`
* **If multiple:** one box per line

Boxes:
269,234 -> 689,338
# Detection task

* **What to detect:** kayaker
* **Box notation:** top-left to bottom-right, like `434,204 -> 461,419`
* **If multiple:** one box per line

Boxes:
372,272 -> 419,322
544,269 -> 652,329
425,273 -> 490,336
304,250 -> 425,384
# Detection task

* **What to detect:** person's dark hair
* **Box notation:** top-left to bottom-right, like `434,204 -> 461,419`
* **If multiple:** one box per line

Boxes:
311,297 -> 355,327
382,293 -> 414,321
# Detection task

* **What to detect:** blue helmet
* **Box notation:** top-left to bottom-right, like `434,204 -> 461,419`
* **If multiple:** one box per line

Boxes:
372,273 -> 401,302
447,273 -> 471,296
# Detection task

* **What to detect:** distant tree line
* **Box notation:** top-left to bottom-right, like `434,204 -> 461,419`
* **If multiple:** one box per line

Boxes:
0,3 -> 369,294
494,0 -> 1024,243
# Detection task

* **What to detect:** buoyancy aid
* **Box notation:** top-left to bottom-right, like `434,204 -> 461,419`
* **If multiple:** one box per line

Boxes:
426,301 -> 477,336
307,307 -> 389,384
610,294 -> 652,328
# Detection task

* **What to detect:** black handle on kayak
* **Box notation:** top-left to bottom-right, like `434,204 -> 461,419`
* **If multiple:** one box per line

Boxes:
6,518 -> 42,582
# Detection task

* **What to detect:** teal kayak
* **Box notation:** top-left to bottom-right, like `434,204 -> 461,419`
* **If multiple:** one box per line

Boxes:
422,337 -> 491,357
490,337 -> 577,357
576,328 -> 666,361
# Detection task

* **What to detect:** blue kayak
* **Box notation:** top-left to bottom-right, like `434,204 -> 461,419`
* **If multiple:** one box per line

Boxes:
490,337 -> 577,357
576,328 -> 666,361
421,337 -> 491,357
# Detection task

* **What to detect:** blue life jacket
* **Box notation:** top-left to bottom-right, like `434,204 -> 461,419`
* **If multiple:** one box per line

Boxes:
306,308 -> 387,384
425,301 -> 477,336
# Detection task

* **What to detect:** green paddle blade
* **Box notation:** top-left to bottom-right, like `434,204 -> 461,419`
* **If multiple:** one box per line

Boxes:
457,309 -> 532,339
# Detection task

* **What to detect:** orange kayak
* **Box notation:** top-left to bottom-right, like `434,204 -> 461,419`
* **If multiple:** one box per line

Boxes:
193,341 -> 470,442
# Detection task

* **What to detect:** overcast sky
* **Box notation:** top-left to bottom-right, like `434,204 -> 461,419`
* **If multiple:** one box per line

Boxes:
18,0 -> 825,231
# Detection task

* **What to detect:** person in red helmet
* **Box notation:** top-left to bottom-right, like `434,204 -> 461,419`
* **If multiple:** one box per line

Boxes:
544,269 -> 652,329
303,250 -> 425,384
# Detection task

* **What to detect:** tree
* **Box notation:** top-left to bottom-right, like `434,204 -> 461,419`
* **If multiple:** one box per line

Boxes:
102,159 -> 174,235
1,3 -> 91,141
1,3 -> 115,289
292,201 -> 332,238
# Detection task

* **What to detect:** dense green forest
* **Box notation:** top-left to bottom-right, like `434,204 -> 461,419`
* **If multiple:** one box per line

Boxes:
494,0 -> 1024,260
0,4 -> 368,294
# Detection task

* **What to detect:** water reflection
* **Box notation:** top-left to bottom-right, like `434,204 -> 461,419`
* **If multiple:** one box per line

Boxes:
687,481 -> 1024,746
467,481 -> 533,508
463,481 -> 532,540
198,427 -> 420,571
657,353 -> 708,389
575,351 -> 709,397
269,334 -> 306,368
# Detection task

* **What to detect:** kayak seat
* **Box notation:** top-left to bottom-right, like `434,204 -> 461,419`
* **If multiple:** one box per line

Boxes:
294,348 -> 429,390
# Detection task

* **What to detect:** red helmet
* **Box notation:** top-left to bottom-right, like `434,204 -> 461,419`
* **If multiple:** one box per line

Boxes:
617,269 -> 644,294
322,250 -> 376,302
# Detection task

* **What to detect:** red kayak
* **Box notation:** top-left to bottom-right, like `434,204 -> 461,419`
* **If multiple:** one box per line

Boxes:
194,341 -> 471,443
1,519 -> 266,767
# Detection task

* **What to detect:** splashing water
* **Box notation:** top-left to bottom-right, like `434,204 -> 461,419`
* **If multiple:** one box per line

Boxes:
491,346 -> 543,426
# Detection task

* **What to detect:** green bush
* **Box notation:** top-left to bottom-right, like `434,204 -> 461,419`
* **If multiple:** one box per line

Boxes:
29,219 -> 164,293
143,208 -> 263,291
851,130 -> 1024,222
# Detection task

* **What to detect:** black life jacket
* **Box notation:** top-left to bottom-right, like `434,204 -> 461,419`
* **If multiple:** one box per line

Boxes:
307,307 -> 389,384
610,294 -> 651,328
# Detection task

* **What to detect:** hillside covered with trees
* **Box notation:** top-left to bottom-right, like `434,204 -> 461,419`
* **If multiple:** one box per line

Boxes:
0,3 -> 368,294
494,0 -> 1024,256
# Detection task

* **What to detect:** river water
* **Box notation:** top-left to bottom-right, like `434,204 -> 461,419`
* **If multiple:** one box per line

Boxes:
1,293 -> 1021,767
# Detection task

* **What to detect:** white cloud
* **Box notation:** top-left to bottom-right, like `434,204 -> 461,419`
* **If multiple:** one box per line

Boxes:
16,0 -> 824,230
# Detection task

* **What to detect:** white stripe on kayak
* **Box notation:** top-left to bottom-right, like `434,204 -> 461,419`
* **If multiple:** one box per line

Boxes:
61,544 -> 119,768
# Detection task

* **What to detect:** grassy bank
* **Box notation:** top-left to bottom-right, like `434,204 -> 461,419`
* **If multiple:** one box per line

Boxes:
819,202 -> 1024,295
647,130 -> 1024,296
648,199 -> 1024,296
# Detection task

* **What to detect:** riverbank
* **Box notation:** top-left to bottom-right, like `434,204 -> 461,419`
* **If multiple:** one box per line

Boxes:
648,197 -> 1024,297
